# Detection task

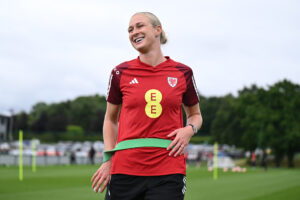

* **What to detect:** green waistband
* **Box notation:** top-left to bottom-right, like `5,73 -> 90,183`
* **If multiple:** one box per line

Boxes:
102,138 -> 172,162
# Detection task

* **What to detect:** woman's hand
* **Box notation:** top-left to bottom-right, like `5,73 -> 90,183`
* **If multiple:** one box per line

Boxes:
91,160 -> 112,193
166,126 -> 194,157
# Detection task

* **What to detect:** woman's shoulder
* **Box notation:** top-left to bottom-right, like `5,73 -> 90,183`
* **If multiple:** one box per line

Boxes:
167,57 -> 191,70
171,59 -> 193,73
113,58 -> 138,70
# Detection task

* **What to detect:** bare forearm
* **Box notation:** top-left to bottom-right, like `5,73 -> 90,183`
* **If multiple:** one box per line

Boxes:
186,113 -> 202,131
103,119 -> 118,151
183,103 -> 202,132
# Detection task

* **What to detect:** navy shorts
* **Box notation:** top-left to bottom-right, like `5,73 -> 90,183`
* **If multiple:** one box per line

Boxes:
105,174 -> 186,200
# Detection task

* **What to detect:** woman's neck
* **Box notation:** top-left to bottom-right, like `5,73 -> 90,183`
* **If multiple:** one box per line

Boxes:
139,48 -> 166,67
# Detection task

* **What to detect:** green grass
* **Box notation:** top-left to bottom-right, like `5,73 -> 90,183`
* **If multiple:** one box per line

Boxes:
0,165 -> 299,200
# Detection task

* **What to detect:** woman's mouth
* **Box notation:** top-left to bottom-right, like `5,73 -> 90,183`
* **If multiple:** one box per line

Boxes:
134,37 -> 144,43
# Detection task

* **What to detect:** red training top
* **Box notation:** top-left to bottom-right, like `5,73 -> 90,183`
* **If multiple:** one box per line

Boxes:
107,56 -> 199,176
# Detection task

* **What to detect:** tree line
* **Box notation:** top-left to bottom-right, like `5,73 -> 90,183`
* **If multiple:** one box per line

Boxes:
14,95 -> 106,140
13,79 -> 300,167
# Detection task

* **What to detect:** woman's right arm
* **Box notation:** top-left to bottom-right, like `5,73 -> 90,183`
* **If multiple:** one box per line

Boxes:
91,102 -> 121,193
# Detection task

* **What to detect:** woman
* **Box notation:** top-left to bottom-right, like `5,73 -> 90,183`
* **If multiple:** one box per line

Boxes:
91,12 -> 202,200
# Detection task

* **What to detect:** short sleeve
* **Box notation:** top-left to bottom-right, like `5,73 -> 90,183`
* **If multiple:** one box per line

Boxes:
182,68 -> 199,106
106,68 -> 122,104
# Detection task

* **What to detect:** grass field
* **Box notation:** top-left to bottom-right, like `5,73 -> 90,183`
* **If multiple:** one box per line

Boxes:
0,165 -> 300,200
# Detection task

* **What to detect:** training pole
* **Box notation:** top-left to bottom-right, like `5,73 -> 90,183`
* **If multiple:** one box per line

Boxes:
19,130 -> 23,181
32,139 -> 36,172
213,142 -> 218,180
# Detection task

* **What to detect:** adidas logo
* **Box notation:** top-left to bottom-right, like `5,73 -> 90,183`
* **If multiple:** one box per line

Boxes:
129,78 -> 139,84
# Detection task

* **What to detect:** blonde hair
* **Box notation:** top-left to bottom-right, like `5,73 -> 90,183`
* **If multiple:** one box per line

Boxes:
133,12 -> 168,45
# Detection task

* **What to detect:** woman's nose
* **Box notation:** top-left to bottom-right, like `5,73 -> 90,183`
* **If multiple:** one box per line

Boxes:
132,28 -> 140,36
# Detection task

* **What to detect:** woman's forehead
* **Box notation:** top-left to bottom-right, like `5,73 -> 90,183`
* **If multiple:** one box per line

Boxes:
129,14 -> 150,26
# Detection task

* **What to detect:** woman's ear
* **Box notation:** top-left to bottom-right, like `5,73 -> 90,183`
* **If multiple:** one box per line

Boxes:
155,25 -> 162,37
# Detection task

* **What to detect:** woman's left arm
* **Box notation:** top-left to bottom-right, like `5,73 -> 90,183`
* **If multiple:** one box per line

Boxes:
167,103 -> 203,157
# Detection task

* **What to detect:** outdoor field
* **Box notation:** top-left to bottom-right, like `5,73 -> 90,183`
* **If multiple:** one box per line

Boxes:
1,165 -> 300,200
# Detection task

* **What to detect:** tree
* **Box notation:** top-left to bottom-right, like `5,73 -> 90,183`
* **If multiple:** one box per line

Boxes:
211,95 -> 242,145
28,102 -> 48,126
47,102 -> 70,132
264,80 -> 300,167
14,111 -> 29,131
89,109 -> 105,132
30,111 -> 48,132
199,95 -> 224,136
69,95 -> 106,132
237,85 -> 268,151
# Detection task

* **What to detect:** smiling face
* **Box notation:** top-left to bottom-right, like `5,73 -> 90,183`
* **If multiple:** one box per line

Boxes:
128,14 -> 162,54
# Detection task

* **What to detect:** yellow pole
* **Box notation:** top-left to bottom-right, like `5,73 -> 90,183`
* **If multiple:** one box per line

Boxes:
32,139 -> 36,172
213,142 -> 218,180
19,130 -> 23,181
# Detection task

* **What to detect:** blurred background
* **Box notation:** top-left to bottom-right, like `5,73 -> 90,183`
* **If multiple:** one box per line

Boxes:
0,0 -> 300,200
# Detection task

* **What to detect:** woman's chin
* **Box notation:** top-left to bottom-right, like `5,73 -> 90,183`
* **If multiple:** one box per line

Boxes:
135,46 -> 149,54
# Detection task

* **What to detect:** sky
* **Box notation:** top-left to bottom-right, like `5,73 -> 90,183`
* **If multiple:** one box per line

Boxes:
0,0 -> 299,113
